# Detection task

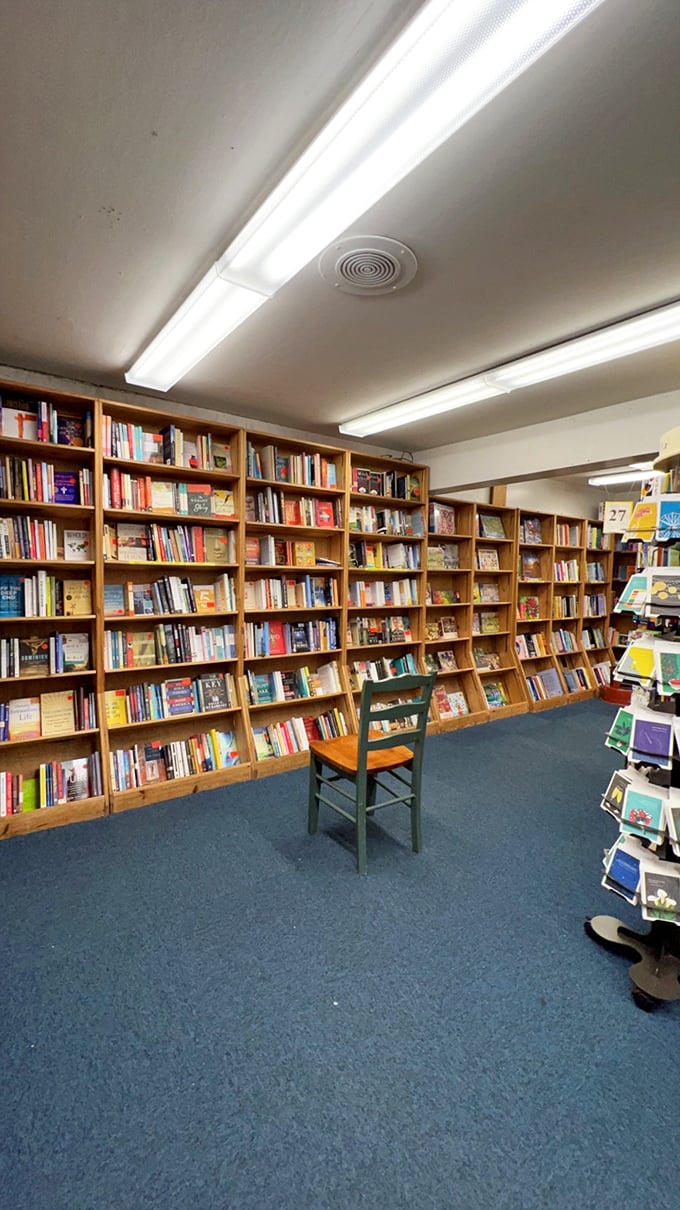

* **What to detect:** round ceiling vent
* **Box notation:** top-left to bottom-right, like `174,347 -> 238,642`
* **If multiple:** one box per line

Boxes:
319,236 -> 418,296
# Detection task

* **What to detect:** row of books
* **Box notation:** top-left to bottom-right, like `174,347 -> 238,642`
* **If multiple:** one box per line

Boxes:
586,523 -> 607,549
517,596 -> 541,620
1,689 -> 96,741
525,668 -> 563,703
589,661 -> 611,687
553,594 -> 578,619
473,648 -> 504,671
346,615 -> 412,647
515,632 -> 548,659
0,632 -> 89,678
585,561 -> 606,581
0,754 -> 102,816
0,460 -> 93,506
109,730 -> 240,790
244,617 -> 340,658
349,578 -> 419,608
484,681 -> 510,709
0,395 -> 92,447
244,574 -> 339,611
103,522 -> 236,565
0,516 -> 76,561
349,540 -> 420,570
476,512 -> 507,540
103,471 -> 235,518
246,441 -> 338,488
472,611 -> 502,635
425,618 -> 458,640
555,523 -> 581,547
0,573 -> 91,617
427,586 -> 460,605
103,416 -> 231,470
423,649 -> 458,673
563,665 -> 590,693
554,559 -> 580,581
104,673 -> 236,726
433,685 -> 470,718
349,505 -> 424,537
519,552 -> 542,579
246,660 -> 341,705
104,624 -> 237,671
103,574 -> 235,618
428,501 -> 457,536
245,489 -> 340,530
244,536 -> 342,570
583,593 -> 607,617
552,628 -> 579,654
253,709 -> 348,760
352,467 -> 421,501
427,543 -> 460,569
519,516 -> 543,544
472,582 -> 500,603
476,548 -> 502,571
347,653 -> 418,689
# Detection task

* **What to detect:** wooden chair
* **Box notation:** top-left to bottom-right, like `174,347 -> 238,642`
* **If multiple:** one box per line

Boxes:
307,673 -> 435,874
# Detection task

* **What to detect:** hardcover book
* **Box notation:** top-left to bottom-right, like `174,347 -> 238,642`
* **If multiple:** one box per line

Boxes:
53,471 -> 79,504
19,636 -> 50,677
63,578 -> 93,616
63,757 -> 90,801
186,484 -> 213,517
204,528 -> 233,565
194,585 -> 217,613
198,674 -> 230,711
478,512 -> 506,540
61,633 -> 90,671
63,529 -> 91,561
8,697 -> 41,741
56,414 -> 85,447
40,690 -> 76,737
116,524 -> 148,563
103,583 -> 126,617
211,440 -> 232,470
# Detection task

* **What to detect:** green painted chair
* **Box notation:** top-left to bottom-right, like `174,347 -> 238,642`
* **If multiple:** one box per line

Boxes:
307,673 -> 435,874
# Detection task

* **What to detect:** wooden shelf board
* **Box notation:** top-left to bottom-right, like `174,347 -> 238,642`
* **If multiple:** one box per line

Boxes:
476,665 -> 517,675
0,559 -> 95,569
244,605 -> 339,615
486,701 -> 528,721
348,604 -> 419,612
0,669 -> 96,684
107,560 -> 238,570
0,435 -> 94,460
0,499 -> 94,517
104,610 -> 237,623
103,508 -> 237,527
248,691 -> 343,711
105,658 -> 237,675
349,531 -> 424,542
0,614 -> 96,623
350,567 -> 422,575
436,708 -> 488,731
103,456 -> 239,484
0,796 -> 106,839
246,649 -> 341,662
252,751 -> 311,778
247,476 -> 344,497
517,616 -> 551,623
246,522 -> 343,537
108,707 -> 241,732
349,490 -> 421,506
527,695 -> 569,712
346,641 -> 416,652
0,728 -> 98,749
245,563 -> 342,573
111,762 -> 250,811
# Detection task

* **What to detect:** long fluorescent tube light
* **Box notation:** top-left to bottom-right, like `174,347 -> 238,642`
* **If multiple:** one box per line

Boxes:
340,299 -> 680,436
488,300 -> 680,390
126,267 -> 268,392
588,469 -> 665,486
127,0 -> 605,390
339,376 -> 504,437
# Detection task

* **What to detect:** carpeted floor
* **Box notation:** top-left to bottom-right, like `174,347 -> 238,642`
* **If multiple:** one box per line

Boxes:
2,699 -> 679,1209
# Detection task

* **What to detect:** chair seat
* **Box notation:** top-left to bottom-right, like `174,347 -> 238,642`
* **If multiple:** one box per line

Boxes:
309,733 -> 414,775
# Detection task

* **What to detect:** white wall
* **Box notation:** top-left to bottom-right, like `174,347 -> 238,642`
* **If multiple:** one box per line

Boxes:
435,476 -> 609,519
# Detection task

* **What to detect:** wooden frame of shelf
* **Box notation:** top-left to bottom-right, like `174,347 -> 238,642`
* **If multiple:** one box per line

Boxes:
516,509 -> 568,710
473,503 -> 527,721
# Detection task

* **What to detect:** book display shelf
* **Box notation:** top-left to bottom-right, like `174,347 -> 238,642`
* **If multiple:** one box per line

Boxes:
101,400 -> 251,808
472,504 -> 527,719
550,515 -> 596,700
609,539 -> 639,655
581,520 -> 614,689
425,496 -> 487,728
515,510 -> 567,710
242,431 -> 350,776
0,383 -> 104,836
346,451 -> 429,731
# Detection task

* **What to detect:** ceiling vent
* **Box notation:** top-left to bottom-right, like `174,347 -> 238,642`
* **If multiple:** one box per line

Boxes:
319,236 -> 417,296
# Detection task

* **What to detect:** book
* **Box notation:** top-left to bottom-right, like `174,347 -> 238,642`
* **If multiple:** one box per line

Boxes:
63,758 -> 90,801
103,583 -> 126,617
483,681 -> 509,709
198,674 -> 230,711
105,688 -> 128,727
521,552 -> 541,580
63,579 -> 92,616
2,399 -> 38,440
212,489 -> 236,518
53,471 -> 79,504
40,690 -> 76,737
8,697 -> 41,741
429,502 -> 457,536
186,484 -> 213,517
18,636 -> 50,677
194,585 -> 217,614
128,632 -> 156,668
211,440 -> 232,470
0,574 -> 24,616
117,524 -> 148,563
521,517 -> 543,544
478,512 -> 506,539
56,414 -> 85,447
476,548 -> 499,571
294,542 -> 316,567
61,633 -> 90,671
63,530 -> 91,561
150,481 -> 175,512
204,528 -> 233,564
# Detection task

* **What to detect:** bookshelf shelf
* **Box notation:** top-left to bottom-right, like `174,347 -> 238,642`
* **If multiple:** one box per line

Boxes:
0,795 -> 106,838
0,435 -> 94,460
110,763 -> 250,813
0,500 -> 95,519
0,559 -> 95,569
103,456 -> 238,484
105,658 -> 238,676
108,707 -> 240,732
246,522 -> 344,537
0,670 -> 96,685
102,508 -> 237,528
0,728 -> 99,749
0,614 -> 97,623
247,476 -> 344,498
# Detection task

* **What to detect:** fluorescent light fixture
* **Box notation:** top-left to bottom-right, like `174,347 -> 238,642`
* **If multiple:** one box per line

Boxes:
487,300 -> 680,390
588,469 -> 665,487
126,267 -> 267,391
339,375 -> 503,437
340,299 -> 680,435
127,0 -> 605,390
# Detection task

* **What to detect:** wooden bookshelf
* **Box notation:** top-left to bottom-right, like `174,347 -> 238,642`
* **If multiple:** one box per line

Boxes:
0,373 -> 618,835
608,538 -> 639,657
472,504 -> 527,720
100,400 -> 251,808
581,520 -> 614,689
0,380 -> 103,827
516,509 -> 568,710
425,496 -> 487,729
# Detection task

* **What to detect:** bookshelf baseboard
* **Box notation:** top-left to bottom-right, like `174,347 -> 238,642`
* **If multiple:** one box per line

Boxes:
485,702 -> 528,722
527,695 -> 569,712
252,751 -> 311,778
111,763 -> 251,811
0,795 -> 106,838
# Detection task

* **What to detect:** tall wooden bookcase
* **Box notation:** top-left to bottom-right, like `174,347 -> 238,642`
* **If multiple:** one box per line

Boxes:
609,538 -> 638,655
0,375 -> 616,836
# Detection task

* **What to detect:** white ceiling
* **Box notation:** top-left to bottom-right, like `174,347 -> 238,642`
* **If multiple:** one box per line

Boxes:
1,0 -> 679,452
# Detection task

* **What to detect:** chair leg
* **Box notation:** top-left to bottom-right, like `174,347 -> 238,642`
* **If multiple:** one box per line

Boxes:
308,755 -> 322,835
410,775 -> 422,854
367,776 -> 377,812
356,786 -> 368,875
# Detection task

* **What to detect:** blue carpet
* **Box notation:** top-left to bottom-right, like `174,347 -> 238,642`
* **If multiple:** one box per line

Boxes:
2,699 -> 679,1210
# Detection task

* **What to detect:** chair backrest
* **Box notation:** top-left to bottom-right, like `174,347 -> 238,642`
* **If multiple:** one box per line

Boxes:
357,673 -> 435,761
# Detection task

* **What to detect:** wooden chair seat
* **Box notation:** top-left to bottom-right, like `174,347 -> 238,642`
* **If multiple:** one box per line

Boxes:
308,734 -> 414,774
